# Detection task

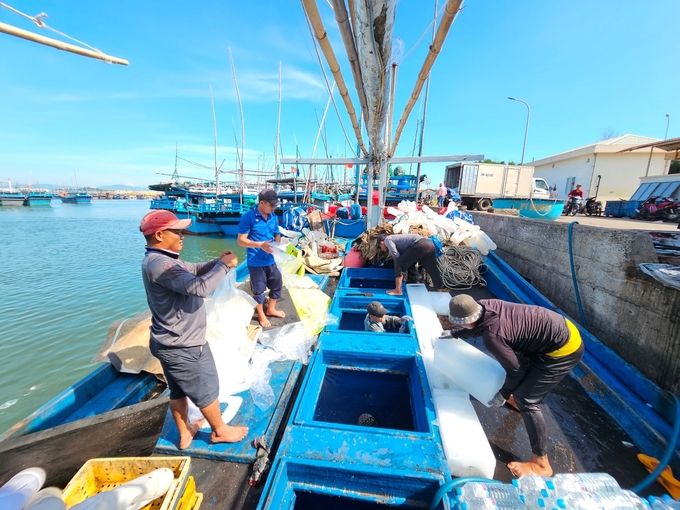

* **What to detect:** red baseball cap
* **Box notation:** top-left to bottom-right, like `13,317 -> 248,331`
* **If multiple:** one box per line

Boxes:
140,210 -> 192,235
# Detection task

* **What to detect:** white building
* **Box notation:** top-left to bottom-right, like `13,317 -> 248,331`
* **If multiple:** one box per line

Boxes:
531,134 -> 669,201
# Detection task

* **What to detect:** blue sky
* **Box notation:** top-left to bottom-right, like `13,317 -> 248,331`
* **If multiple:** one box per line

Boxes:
1,0 -> 678,189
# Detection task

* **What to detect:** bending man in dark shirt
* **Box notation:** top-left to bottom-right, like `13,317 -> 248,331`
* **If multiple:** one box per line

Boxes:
448,294 -> 584,477
378,233 -> 445,295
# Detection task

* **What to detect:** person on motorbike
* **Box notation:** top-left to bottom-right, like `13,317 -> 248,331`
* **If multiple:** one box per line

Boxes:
565,184 -> 584,215
568,184 -> 584,200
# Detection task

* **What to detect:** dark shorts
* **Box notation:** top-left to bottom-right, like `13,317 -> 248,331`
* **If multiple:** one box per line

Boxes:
249,263 -> 283,304
149,340 -> 219,408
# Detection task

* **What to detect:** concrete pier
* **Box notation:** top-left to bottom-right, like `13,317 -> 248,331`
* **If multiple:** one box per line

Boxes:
470,212 -> 680,393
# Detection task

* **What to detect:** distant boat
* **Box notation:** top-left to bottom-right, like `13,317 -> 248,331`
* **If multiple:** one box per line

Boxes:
60,192 -> 92,204
23,191 -> 53,206
0,181 -> 25,206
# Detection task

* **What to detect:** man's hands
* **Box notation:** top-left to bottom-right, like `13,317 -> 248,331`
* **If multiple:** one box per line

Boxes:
220,250 -> 239,268
487,391 -> 506,408
399,315 -> 413,324
259,241 -> 274,254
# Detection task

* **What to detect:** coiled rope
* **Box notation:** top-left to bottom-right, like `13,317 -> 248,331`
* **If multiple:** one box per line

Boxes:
437,245 -> 486,289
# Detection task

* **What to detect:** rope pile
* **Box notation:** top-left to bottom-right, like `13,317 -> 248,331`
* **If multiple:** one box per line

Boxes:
437,245 -> 486,289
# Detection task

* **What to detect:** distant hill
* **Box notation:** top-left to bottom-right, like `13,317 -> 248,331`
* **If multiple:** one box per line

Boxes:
39,183 -> 148,191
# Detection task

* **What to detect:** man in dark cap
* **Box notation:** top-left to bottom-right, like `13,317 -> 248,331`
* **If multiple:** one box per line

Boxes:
140,211 -> 249,448
364,301 -> 412,333
377,233 -> 446,295
447,294 -> 584,477
238,189 -> 285,327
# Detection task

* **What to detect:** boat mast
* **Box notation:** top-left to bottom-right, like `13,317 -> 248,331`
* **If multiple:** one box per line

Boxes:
228,47 -> 246,202
275,62 -> 282,183
209,85 -> 220,195
415,0 -> 439,203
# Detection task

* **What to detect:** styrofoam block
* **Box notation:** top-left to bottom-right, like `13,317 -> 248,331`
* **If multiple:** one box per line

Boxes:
434,337 -> 505,406
429,291 -> 451,316
431,388 -> 496,479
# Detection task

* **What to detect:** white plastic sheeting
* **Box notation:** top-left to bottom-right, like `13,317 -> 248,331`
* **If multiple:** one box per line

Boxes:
639,263 -> 680,291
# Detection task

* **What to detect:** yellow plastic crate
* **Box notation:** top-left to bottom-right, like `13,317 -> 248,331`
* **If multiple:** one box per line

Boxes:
62,456 -> 191,510
176,476 -> 202,510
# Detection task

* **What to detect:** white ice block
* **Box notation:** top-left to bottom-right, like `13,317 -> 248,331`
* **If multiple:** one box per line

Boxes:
432,388 -> 496,479
429,292 -> 451,316
421,351 -> 469,396
434,337 -> 505,406
406,284 -> 443,354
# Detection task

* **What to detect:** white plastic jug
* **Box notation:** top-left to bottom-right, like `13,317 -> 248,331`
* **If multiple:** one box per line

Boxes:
24,487 -> 66,510
471,231 -> 497,256
0,467 -> 46,510
71,468 -> 175,510
433,337 -> 506,405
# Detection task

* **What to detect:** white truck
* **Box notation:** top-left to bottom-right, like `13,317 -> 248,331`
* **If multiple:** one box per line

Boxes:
444,162 -> 550,211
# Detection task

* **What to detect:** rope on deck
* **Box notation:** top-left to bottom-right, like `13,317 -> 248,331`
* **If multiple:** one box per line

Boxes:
437,245 -> 486,290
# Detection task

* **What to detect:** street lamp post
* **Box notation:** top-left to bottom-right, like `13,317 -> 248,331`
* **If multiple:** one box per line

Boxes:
665,113 -> 670,140
508,97 -> 530,165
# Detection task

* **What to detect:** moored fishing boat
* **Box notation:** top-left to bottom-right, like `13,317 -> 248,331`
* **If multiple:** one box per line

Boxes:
59,192 -> 92,204
23,191 -> 53,206
492,198 -> 566,220
0,181 -> 26,206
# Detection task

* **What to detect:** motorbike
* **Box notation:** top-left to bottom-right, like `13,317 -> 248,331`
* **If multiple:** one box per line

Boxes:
563,196 -> 582,216
635,196 -> 679,222
581,197 -> 603,216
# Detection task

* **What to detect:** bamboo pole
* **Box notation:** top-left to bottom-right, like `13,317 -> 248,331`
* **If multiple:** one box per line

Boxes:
0,21 -> 128,65
301,0 -> 368,157
388,0 -> 462,156
331,0 -> 369,123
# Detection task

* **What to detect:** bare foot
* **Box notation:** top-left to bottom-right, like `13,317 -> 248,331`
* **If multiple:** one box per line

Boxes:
258,314 -> 271,328
211,425 -> 249,443
179,419 -> 205,449
386,289 -> 402,296
266,309 -> 286,318
506,395 -> 521,412
507,455 -> 553,477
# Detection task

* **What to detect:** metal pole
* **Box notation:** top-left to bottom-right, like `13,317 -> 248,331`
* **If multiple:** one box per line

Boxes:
665,114 -> 670,140
508,97 -> 530,165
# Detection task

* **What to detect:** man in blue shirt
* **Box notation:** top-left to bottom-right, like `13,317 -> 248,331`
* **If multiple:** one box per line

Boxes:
237,189 -> 285,328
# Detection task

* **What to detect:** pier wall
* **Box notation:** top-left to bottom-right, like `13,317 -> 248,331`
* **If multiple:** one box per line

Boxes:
470,212 -> 680,393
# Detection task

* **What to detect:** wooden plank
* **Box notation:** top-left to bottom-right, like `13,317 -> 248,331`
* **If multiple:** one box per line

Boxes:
0,396 -> 169,488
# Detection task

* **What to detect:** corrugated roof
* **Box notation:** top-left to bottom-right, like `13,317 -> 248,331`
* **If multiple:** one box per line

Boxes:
618,135 -> 680,153
531,134 -> 661,166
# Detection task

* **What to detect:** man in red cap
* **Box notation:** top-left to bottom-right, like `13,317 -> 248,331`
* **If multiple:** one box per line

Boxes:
237,189 -> 286,327
140,210 -> 248,448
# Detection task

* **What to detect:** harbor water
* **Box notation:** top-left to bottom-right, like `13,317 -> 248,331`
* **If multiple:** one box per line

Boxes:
0,199 -> 244,434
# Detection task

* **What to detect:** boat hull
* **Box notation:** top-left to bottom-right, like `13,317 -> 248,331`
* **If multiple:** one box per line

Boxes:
0,197 -> 25,206
24,196 -> 52,206
492,198 -> 565,220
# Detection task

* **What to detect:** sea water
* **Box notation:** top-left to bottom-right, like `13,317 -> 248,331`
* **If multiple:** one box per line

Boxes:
0,200 -> 244,434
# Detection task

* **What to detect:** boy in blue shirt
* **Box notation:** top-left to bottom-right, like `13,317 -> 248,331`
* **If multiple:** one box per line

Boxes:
237,189 -> 286,328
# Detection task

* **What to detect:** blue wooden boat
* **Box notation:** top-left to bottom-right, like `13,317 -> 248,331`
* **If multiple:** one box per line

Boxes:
0,190 -> 26,206
60,192 -> 92,204
150,187 -> 256,236
492,198 -> 566,220
23,192 -> 53,206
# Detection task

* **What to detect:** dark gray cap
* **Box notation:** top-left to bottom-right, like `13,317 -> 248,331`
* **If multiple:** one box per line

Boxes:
367,301 -> 388,317
258,188 -> 280,206
448,294 -> 483,325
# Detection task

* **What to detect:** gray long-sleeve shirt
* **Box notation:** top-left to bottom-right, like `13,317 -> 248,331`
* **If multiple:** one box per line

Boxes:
383,234 -> 423,277
454,299 -> 570,399
142,247 -> 230,348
